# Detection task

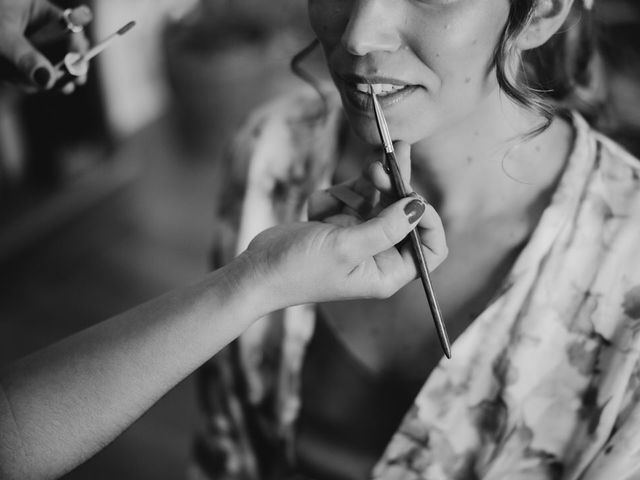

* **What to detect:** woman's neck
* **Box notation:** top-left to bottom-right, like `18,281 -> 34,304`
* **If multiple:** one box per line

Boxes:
408,91 -> 573,230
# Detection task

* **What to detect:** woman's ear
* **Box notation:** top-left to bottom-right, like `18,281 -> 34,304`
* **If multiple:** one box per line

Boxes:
516,0 -> 575,51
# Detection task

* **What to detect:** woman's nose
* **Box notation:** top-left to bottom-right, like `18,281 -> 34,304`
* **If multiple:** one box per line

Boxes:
341,0 -> 402,56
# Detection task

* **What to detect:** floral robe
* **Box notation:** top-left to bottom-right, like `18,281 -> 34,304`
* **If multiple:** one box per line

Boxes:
189,87 -> 640,480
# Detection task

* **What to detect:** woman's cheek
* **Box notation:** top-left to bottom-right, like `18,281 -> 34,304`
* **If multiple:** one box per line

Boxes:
410,10 -> 504,90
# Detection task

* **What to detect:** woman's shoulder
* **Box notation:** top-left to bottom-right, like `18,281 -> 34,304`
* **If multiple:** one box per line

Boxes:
594,131 -> 640,182
232,84 -> 344,148
574,114 -> 640,217
227,87 -> 346,188
573,113 -> 640,168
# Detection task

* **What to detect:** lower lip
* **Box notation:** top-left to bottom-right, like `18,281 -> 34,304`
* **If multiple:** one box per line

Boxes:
341,84 -> 421,113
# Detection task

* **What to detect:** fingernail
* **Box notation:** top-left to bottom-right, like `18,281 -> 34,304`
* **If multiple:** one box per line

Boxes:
33,67 -> 51,88
404,199 -> 425,223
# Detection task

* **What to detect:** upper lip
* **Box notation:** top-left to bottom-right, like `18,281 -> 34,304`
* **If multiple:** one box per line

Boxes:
338,73 -> 414,87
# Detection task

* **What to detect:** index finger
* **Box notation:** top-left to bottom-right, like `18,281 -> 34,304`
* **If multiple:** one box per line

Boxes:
367,141 -> 413,199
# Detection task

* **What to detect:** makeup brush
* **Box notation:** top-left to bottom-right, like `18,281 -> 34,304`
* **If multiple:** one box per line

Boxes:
82,21 -> 136,63
369,85 -> 452,359
54,21 -> 136,85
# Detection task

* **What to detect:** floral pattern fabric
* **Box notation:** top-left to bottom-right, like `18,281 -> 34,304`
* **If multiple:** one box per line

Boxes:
190,87 -> 640,480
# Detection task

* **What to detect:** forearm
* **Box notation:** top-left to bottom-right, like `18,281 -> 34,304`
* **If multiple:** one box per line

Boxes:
0,256 -> 269,480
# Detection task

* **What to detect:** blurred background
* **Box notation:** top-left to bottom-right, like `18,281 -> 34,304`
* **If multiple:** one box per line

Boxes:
0,0 -> 319,478
0,1 -> 638,479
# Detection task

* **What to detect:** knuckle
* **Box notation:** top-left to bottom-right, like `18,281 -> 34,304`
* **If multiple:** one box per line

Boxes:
428,242 -> 449,259
380,222 -> 397,247
426,244 -> 448,271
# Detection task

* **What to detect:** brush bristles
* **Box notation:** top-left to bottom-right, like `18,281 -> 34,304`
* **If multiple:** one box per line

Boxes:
117,21 -> 136,36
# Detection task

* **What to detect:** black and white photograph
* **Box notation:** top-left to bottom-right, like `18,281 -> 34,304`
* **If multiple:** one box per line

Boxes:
1,1 -> 640,479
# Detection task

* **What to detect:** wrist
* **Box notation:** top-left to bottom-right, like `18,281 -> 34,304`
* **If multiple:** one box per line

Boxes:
219,251 -> 281,320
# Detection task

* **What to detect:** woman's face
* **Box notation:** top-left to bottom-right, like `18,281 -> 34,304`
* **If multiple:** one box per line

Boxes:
308,0 -> 512,145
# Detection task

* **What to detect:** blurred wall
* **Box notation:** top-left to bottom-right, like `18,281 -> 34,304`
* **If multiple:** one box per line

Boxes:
94,0 -> 197,138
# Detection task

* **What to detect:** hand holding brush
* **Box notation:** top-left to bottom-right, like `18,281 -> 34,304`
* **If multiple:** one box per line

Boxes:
369,86 -> 452,358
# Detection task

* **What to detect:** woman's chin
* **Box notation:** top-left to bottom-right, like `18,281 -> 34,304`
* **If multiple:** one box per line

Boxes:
349,120 -> 386,147
346,113 -> 425,148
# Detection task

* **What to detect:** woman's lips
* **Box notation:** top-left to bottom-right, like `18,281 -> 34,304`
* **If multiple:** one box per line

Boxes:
341,80 -> 421,112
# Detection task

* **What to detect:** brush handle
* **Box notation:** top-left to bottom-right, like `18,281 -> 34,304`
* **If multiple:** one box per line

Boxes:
385,150 -> 451,358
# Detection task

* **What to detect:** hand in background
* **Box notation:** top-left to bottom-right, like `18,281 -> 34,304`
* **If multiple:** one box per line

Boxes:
0,1 -> 92,93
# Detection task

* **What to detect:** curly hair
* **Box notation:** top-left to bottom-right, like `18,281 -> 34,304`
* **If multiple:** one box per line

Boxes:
496,0 -> 601,136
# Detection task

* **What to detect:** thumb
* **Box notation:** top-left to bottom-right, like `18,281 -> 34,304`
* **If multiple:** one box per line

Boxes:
339,197 -> 426,259
0,31 -> 54,88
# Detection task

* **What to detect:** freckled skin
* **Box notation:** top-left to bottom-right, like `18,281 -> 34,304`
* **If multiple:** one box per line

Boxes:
307,0 -> 510,145
298,3 -> 573,478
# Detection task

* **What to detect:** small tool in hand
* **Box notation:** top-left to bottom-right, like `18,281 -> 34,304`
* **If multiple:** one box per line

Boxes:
369,84 -> 452,359
54,21 -> 136,87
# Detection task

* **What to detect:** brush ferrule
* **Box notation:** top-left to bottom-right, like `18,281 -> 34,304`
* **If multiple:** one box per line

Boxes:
369,87 -> 395,153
